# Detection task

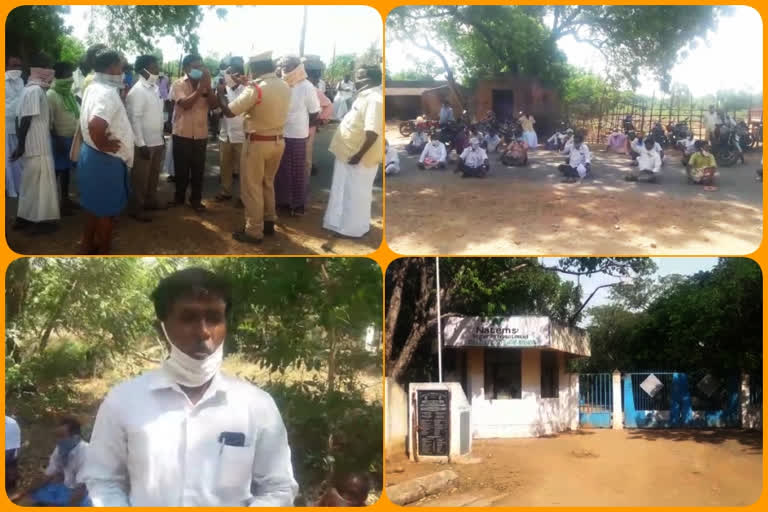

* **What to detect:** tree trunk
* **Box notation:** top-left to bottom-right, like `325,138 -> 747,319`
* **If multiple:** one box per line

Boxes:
327,326 -> 337,393
5,259 -> 30,362
385,262 -> 407,363
38,278 -> 79,352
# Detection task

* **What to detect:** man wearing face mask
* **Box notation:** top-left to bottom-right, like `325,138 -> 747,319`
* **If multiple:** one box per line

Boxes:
126,55 -> 166,222
214,64 -> 247,205
322,66 -> 383,238
5,54 -> 25,199
83,268 -> 299,506
47,62 -> 80,216
458,137 -> 490,178
11,53 -> 61,235
275,55 -> 321,217
417,134 -> 447,170
12,417 -> 90,506
169,54 -> 219,212
77,48 -> 134,254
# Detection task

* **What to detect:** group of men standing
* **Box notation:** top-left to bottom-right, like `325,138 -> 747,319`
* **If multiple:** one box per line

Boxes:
5,46 -> 383,252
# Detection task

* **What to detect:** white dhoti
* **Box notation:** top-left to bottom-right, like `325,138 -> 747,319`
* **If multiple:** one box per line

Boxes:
332,94 -> 351,121
522,131 -> 538,149
5,133 -> 23,198
17,154 -> 60,222
323,159 -> 378,237
163,135 -> 174,176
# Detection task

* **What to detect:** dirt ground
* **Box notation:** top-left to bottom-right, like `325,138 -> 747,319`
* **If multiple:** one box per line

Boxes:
385,124 -> 763,255
6,125 -> 382,255
385,429 -> 763,507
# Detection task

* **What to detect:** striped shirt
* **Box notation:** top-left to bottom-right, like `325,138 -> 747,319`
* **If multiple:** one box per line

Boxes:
17,85 -> 52,156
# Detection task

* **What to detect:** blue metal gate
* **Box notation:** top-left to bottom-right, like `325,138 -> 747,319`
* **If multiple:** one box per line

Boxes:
623,372 -> 740,428
579,373 -> 613,427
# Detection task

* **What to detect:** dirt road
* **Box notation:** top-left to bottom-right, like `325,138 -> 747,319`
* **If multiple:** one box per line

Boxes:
7,126 -> 382,255
386,429 -> 762,507
385,125 -> 762,255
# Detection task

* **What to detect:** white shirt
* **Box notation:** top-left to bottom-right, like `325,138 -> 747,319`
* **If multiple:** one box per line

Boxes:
703,111 -> 721,131
564,142 -> 591,168
5,73 -> 24,135
385,144 -> 400,173
219,85 -> 246,143
460,146 -> 488,167
83,368 -> 298,507
484,134 -> 501,152
81,81 -> 135,167
5,416 -> 21,452
126,76 -> 165,148
637,146 -> 662,173
72,68 -> 85,99
284,79 -> 321,139
682,138 -> 696,155
410,132 -> 426,147
419,141 -> 447,163
45,441 -> 89,489
17,85 -> 52,156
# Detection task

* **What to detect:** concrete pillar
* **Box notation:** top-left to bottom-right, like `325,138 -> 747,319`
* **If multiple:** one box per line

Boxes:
612,370 -> 623,429
740,372 -> 750,428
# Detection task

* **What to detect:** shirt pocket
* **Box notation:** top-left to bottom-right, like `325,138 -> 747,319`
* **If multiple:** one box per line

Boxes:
215,444 -> 254,499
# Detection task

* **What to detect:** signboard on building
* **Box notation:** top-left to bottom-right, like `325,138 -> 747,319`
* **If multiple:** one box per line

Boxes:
442,316 -> 551,348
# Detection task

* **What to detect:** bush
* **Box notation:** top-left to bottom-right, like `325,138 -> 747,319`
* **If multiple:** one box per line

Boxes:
260,379 -> 382,502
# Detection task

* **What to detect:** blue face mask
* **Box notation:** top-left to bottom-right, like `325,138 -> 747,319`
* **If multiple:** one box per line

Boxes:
57,436 -> 80,458
188,69 -> 203,80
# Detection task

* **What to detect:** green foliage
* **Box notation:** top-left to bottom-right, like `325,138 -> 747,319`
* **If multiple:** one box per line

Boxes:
5,6 -> 72,63
264,380 -> 382,501
389,60 -> 442,81
578,258 -> 762,374
388,5 -> 721,91
56,34 -> 85,65
325,55 -> 356,84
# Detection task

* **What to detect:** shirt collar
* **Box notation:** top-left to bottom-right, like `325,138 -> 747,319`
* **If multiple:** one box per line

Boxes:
139,76 -> 156,89
149,366 -> 230,394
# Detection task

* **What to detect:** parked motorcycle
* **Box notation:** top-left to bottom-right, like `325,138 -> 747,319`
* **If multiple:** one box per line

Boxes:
711,127 -> 741,167
622,115 -> 635,134
398,117 -> 439,138
651,122 -> 668,147
667,119 -> 690,147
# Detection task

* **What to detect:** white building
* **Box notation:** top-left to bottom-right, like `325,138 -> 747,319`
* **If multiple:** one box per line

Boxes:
440,315 -> 590,438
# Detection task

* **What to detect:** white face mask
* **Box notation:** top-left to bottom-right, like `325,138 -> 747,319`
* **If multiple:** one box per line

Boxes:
143,69 -> 159,85
6,70 -> 22,80
160,321 -> 224,387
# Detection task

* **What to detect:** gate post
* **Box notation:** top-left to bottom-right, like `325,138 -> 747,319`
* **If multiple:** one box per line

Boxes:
612,370 -> 623,429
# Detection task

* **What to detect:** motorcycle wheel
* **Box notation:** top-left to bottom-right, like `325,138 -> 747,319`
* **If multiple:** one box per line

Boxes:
715,149 -> 738,167
399,122 -> 413,138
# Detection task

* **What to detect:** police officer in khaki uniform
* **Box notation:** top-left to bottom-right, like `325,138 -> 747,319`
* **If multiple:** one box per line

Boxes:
217,51 -> 291,244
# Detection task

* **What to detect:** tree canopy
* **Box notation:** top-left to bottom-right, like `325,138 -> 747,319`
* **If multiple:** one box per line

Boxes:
387,5 -> 723,92
385,257 -> 655,381
580,258 -> 762,376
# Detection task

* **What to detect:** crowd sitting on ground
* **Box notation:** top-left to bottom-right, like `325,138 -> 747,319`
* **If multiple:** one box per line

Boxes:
5,45 -> 383,253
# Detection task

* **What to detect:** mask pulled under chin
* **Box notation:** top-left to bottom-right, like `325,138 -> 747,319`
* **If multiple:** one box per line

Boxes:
161,322 -> 223,387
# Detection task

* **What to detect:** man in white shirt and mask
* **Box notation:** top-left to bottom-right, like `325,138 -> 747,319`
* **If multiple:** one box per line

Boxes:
83,268 -> 299,506
418,135 -> 447,170
558,133 -> 591,183
625,137 -> 662,183
126,55 -> 166,222
458,137 -> 489,178
5,54 -> 25,199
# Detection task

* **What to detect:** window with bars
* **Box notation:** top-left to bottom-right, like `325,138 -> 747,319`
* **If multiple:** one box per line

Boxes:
484,349 -> 521,400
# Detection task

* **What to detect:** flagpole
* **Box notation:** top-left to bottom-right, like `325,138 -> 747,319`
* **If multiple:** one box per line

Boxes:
436,257 -> 443,383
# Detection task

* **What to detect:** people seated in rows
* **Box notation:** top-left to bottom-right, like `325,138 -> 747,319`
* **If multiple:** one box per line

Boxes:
626,137 -> 662,182
686,140 -> 717,185
500,134 -> 528,166
385,140 -> 400,175
679,133 -> 696,166
605,127 -> 627,154
418,134 -> 447,170
458,137 -> 489,178
405,129 -> 427,155
483,130 -> 502,153
11,418 -> 91,506
558,133 -> 591,182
